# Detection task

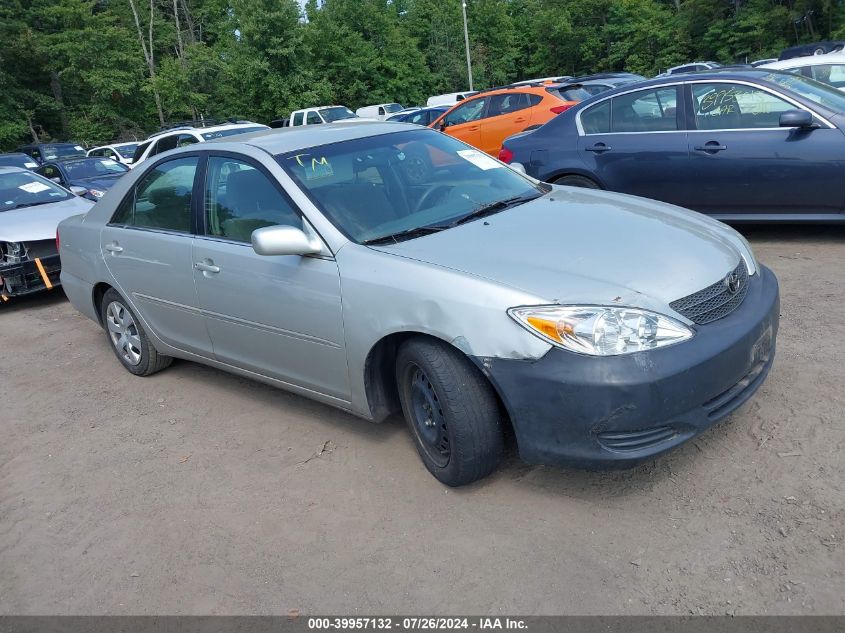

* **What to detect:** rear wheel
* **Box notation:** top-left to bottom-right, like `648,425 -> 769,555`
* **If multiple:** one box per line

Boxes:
100,288 -> 172,376
554,174 -> 601,189
396,338 -> 504,486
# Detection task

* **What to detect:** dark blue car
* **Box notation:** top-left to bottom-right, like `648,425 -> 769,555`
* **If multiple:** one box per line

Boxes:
501,69 -> 845,222
36,157 -> 129,201
387,106 -> 450,125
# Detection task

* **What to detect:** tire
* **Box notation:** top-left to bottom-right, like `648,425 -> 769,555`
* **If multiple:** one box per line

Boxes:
396,338 -> 504,486
554,174 -> 601,189
99,288 -> 172,376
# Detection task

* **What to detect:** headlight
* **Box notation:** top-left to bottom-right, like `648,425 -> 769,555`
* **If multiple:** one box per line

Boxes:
509,305 -> 694,356
88,189 -> 105,198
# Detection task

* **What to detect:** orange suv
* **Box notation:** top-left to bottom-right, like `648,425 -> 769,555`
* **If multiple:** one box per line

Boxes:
429,82 -> 590,156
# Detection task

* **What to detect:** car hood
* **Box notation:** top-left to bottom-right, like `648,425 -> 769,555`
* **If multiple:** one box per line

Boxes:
369,188 -> 746,315
71,174 -> 124,190
0,195 -> 93,242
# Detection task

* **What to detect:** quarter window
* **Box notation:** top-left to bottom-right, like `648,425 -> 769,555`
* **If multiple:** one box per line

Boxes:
293,112 -> 305,126
203,157 -> 300,243
111,157 -> 197,232
443,97 -> 489,126
692,83 -> 795,129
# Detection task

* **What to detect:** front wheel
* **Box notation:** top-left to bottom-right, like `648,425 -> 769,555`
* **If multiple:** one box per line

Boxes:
396,338 -> 504,486
100,288 -> 172,376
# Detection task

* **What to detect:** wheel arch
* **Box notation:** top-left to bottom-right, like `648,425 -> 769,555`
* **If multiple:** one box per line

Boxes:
92,281 -> 115,326
546,169 -> 605,188
363,331 -> 515,443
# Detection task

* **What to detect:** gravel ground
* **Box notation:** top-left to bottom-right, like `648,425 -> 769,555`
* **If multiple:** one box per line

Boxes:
0,225 -> 843,615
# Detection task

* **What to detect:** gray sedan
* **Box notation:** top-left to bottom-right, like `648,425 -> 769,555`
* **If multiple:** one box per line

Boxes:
58,123 -> 779,485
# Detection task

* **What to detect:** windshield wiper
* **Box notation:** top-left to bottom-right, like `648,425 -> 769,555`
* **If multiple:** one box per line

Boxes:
362,224 -> 449,245
450,193 -> 542,227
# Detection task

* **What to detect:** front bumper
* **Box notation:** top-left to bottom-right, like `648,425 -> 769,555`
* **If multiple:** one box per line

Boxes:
0,254 -> 62,298
477,265 -> 780,469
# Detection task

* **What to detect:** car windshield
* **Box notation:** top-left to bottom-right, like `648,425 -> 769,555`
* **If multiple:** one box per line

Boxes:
384,103 -> 403,113
41,144 -> 86,160
279,129 -> 545,244
0,171 -> 71,211
62,158 -> 129,179
0,154 -> 37,169
201,126 -> 267,140
115,143 -> 139,158
320,107 -> 357,122
761,71 -> 845,111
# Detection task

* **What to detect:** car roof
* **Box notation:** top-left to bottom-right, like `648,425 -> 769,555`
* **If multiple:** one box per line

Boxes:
763,52 -> 845,68
212,121 -> 422,155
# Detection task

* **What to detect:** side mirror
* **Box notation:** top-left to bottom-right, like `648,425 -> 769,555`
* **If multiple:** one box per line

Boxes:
251,225 -> 322,257
779,109 -> 815,129
69,185 -> 88,196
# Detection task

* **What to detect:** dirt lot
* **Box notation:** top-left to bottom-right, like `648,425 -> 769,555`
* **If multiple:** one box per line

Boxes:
1,225 -> 843,615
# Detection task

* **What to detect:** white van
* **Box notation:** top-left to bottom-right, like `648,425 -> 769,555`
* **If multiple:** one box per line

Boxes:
354,103 -> 404,120
426,91 -> 477,107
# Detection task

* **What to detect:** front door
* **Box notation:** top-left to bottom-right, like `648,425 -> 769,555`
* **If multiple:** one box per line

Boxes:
439,95 -> 490,150
101,155 -> 213,356
192,155 -> 349,400
686,81 -> 845,217
577,85 -> 691,206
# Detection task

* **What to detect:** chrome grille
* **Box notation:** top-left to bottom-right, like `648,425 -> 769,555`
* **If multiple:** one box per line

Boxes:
670,262 -> 748,325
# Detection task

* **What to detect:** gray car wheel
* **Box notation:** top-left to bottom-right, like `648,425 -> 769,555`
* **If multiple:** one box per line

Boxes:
100,288 -> 172,376
554,174 -> 601,189
396,337 -> 504,486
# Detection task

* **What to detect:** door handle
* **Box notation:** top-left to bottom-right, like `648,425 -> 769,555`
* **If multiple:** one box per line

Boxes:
467,125 -> 479,131
585,142 -> 611,153
194,261 -> 220,274
513,117 -> 526,123
104,243 -> 123,254
694,142 -> 727,153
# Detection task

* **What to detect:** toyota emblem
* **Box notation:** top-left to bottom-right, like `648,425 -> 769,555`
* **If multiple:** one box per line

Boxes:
725,272 -> 740,294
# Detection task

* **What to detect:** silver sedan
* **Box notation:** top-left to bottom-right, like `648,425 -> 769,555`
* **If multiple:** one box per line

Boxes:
58,123 -> 779,485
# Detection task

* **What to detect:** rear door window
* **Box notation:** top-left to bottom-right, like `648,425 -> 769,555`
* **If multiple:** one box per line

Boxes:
487,93 -> 532,117
306,111 -> 323,125
580,100 -> 611,134
610,87 -> 679,132
112,157 -> 198,232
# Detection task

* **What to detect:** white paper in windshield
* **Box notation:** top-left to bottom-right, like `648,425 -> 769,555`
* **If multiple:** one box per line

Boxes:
102,159 -> 119,167
457,149 -> 502,171
25,162 -> 38,168
18,181 -> 51,194
75,145 -> 84,151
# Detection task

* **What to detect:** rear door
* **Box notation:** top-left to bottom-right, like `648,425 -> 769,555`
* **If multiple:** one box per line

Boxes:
686,81 -> 845,217
100,154 -> 213,356
479,92 -> 536,156
191,154 -> 349,399
577,85 -> 691,205
438,96 -> 489,150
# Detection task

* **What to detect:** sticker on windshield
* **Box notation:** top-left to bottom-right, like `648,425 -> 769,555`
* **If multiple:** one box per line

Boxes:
456,149 -> 502,171
74,145 -> 84,151
18,181 -> 51,194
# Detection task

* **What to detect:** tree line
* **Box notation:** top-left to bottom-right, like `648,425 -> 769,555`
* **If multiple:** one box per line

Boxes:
2,0 -> 843,150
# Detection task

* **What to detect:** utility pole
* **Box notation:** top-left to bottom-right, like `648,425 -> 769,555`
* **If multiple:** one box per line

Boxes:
461,0 -> 473,91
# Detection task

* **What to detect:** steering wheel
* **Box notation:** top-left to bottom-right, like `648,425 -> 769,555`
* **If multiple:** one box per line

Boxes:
414,184 -> 452,214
